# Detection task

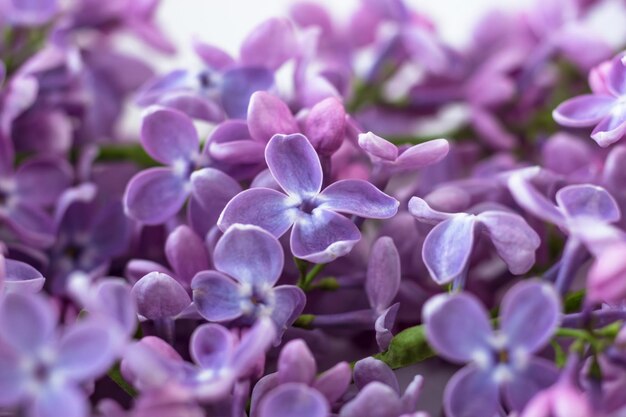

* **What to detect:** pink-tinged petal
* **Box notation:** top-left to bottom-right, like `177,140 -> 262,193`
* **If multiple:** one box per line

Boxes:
444,366 -> 499,417
271,285 -> 306,333
408,196 -> 456,225
395,139 -> 450,170
259,383 -> 329,417
291,209 -> 361,263
250,374 -> 279,417
231,317 -> 276,376
124,168 -> 189,225
4,258 -> 45,293
587,242 -> 626,305
304,97 -> 346,155
14,157 -> 72,206
56,320 -> 116,382
190,324 -> 235,369
191,271 -> 243,322
192,41 -> 234,69
318,180 -> 399,219
30,385 -> 87,417
247,92 -> 299,142
265,134 -> 323,197
603,145 -> 626,190
131,272 -> 191,320
592,110 -> 626,147
422,215 -> 477,285
313,362 -> 351,405
165,225 -> 210,286
0,348 -> 26,406
0,292 -> 56,353
354,357 -> 400,393
607,55 -> 626,96
477,211 -> 540,275
218,188 -> 296,238
140,107 -> 198,165
500,280 -> 561,353
190,168 -> 242,227
240,18 -> 298,70
278,339 -> 316,385
214,224 -> 284,286
556,184 -> 620,222
422,293 -> 492,363
552,95 -> 615,127
507,169 -> 566,227
358,132 -> 398,161
470,108 -> 517,150
503,357 -> 559,412
339,382 -> 402,417
366,237 -> 401,312
220,67 -> 275,119
569,218 -> 626,257
157,92 -> 225,123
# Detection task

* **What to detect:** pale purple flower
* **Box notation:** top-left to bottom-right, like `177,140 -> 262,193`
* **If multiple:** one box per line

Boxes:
423,280 -> 562,417
553,54 -> 626,147
1,0 -> 59,25
191,224 -> 305,333
408,196 -> 540,286
0,292 -> 116,417
131,272 -> 191,322
0,254 -> 45,294
219,133 -> 399,262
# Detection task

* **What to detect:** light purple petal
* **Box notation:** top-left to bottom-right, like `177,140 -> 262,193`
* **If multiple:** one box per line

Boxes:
214,224 -> 284,286
507,170 -> 565,227
56,320 -> 115,382
591,110 -> 626,147
354,357 -> 400,394
131,272 -> 191,320
165,225 -> 210,286
124,167 -> 189,225
313,362 -> 351,405
192,40 -> 235,69
407,196 -> 455,225
247,92 -> 299,143
231,317 -> 276,376
477,211 -> 540,275
401,375 -> 424,414
190,324 -> 234,370
395,139 -> 450,170
500,280 -> 561,353
375,303 -> 399,351
190,168 -> 243,228
258,383 -> 329,417
502,357 -> 559,412
3,0 -> 58,25
339,382 -> 401,417
265,133 -> 323,197
422,215 -> 477,285
218,188 -> 296,237
94,280 -> 137,339
140,107 -> 198,165
304,97 -> 346,155
3,203 -> 55,247
240,18 -> 298,70
0,292 -> 56,353
125,260 -> 172,284
358,132 -> 398,161
444,366 -> 499,417
270,285 -> 306,332
422,293 -> 492,363
30,385 -> 87,417
14,157 -> 72,206
220,67 -> 275,119
278,339 -> 317,385
607,56 -> 626,96
366,237 -> 401,312
0,348 -> 25,406
552,95 -> 615,127
291,209 -> 361,263
556,184 -> 620,223
318,180 -> 399,219
4,259 -> 45,293
192,271 -> 243,322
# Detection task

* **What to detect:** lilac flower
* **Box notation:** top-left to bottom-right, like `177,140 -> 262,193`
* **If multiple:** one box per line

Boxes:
132,272 -> 191,322
1,0 -> 59,25
123,317 -> 276,401
408,196 -> 540,286
423,280 -> 562,417
553,54 -> 626,147
0,292 -> 116,417
250,339 -> 351,417
341,357 -> 427,417
124,106 -> 240,225
192,224 -> 305,333
0,254 -> 45,294
586,241 -> 626,305
219,133 -> 399,262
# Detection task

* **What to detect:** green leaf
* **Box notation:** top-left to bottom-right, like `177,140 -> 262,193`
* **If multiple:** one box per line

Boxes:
374,324 -> 435,369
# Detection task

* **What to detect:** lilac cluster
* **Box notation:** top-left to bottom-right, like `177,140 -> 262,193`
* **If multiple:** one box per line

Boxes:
2,0 -> 626,416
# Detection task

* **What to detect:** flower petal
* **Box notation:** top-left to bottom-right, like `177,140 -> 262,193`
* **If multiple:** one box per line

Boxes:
591,110 -> 626,147
30,385 -> 87,417
395,139 -> 450,170
259,383 -> 329,417
191,271 -> 243,322
220,67 -> 275,119
477,211 -> 540,275
556,184 -> 620,223
278,339 -> 317,385
304,97 -> 346,155
502,357 -> 559,412
14,157 -> 72,206
214,224 -> 284,286
232,317 -> 276,376
313,362 -> 351,405
190,168 -> 243,228
0,348 -> 25,406
247,92 -> 299,143
443,366 -> 499,417
240,18 -> 298,70
339,382 -> 402,417
422,215 -> 477,285
271,285 -> 306,333
318,180 -> 399,219
190,323 -> 235,370
4,258 -> 45,293
507,169 -> 565,227
407,196 -> 455,225
366,237 -> 401,312
124,168 -> 189,225
422,293 -> 492,363
131,272 -> 191,320
291,209 -> 361,263
140,107 -> 198,165
218,188 -> 296,238
607,55 -> 626,96
358,132 -> 398,161
165,225 -> 210,286
552,94 -> 615,127
500,280 -> 561,353
266,133 -> 323,197
353,357 -> 400,394
0,292 -> 56,353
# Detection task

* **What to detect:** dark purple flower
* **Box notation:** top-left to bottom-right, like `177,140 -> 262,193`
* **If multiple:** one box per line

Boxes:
219,133 -> 399,262
423,280 -> 562,417
192,224 -> 305,333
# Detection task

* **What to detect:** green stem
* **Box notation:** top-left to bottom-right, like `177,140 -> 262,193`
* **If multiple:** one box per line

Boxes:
298,263 -> 326,291
108,363 -> 137,397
